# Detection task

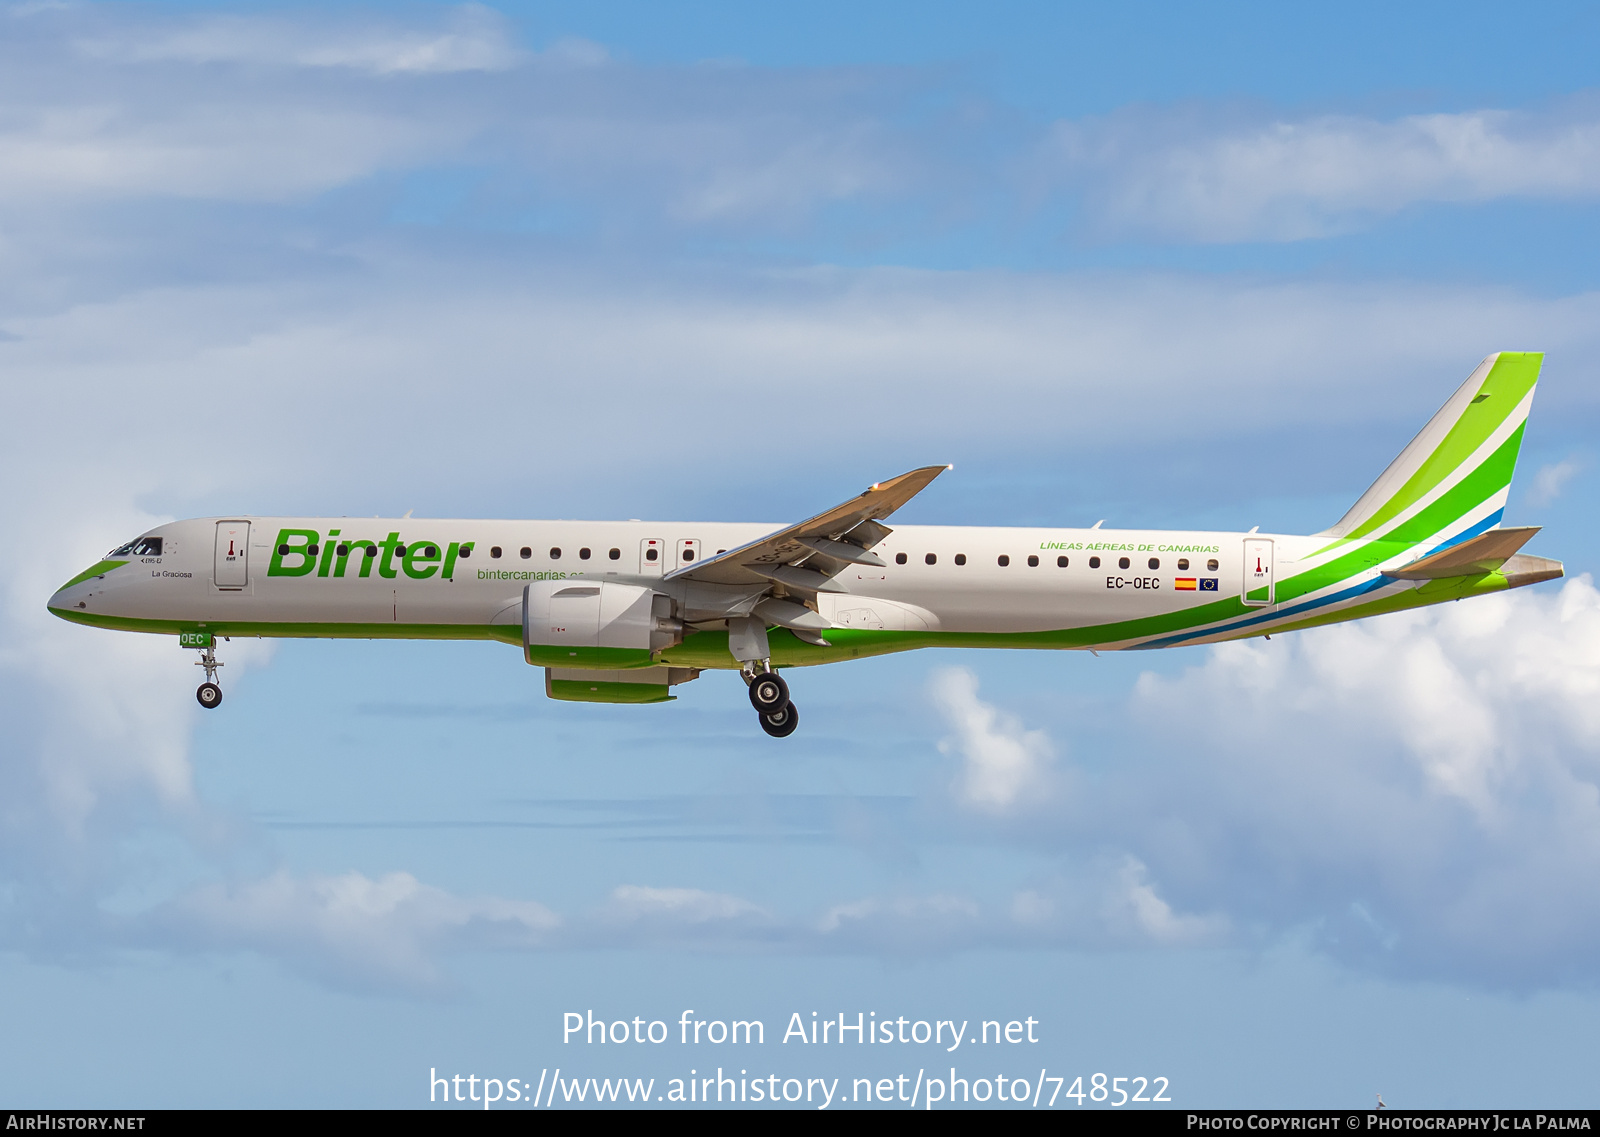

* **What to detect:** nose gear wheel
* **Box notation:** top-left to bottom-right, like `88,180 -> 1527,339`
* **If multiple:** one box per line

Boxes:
194,642 -> 224,710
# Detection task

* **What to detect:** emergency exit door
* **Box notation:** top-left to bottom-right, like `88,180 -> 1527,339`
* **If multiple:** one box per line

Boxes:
1242,538 -> 1274,606
214,521 -> 250,588
640,538 -> 664,575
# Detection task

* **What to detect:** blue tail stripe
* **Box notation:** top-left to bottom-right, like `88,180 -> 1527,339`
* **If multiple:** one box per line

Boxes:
1127,511 -> 1502,651
1418,508 -> 1503,559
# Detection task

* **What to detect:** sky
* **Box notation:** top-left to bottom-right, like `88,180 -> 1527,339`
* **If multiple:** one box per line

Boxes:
3,0 -> 1600,1110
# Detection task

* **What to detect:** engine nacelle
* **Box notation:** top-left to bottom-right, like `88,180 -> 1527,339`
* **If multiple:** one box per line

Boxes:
522,580 -> 682,663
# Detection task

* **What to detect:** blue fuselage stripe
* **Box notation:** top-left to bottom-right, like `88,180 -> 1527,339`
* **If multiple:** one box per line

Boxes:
1128,511 -> 1503,651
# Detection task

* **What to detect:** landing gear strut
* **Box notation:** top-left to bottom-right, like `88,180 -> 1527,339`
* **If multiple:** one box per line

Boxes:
195,643 -> 224,709
744,667 -> 798,737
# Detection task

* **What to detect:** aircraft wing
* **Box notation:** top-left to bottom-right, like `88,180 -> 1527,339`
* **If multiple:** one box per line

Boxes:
665,465 -> 950,592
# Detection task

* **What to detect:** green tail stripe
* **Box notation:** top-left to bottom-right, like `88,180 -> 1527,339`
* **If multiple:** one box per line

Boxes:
1340,352 -> 1540,544
1277,424 -> 1525,603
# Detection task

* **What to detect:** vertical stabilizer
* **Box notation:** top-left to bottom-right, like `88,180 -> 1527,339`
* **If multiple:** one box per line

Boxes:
1316,353 -> 1542,551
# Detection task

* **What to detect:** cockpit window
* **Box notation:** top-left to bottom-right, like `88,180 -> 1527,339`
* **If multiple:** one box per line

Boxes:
109,537 -> 163,557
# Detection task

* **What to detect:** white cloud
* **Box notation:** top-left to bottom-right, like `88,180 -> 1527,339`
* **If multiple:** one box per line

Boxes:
7,266 -> 1583,517
1119,576 -> 1600,984
0,104 -> 460,203
1104,857 -> 1226,945
158,870 -> 559,991
603,885 -> 766,925
1527,457 -> 1583,506
1049,102 -> 1600,241
0,5 -> 918,216
73,4 -> 522,74
931,667 -> 1054,810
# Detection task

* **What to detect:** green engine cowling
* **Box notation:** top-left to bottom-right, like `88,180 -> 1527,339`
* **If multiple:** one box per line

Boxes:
544,665 -> 701,703
523,580 -> 698,699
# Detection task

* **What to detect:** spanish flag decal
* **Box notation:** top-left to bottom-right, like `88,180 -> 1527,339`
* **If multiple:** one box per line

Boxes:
1175,578 -> 1198,591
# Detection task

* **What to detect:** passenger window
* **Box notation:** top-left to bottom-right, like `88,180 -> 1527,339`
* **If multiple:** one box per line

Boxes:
1118,556 -> 1130,569
277,544 -> 290,556
459,545 -> 471,558
683,549 -> 695,562
1057,556 -> 1068,568
490,546 -> 502,559
1177,558 -> 1189,570
895,553 -> 907,565
609,548 -> 621,560
520,547 -> 531,559
1207,558 -> 1219,572
424,546 -> 437,558
1089,556 -> 1100,568
925,553 -> 937,565
579,548 -> 591,560
1148,557 -> 1159,570
396,544 -> 407,557
307,544 -> 320,557
365,545 -> 377,558
336,543 -> 349,557
550,547 -> 561,560
1027,555 -> 1039,567
998,555 -> 1010,567
646,548 -> 658,562
954,553 -> 967,566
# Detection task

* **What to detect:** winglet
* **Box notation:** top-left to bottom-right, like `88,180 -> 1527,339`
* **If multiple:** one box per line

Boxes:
665,464 -> 950,588
841,465 -> 950,526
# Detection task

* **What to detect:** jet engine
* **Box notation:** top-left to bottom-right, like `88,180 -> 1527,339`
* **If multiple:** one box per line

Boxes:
522,580 -> 683,662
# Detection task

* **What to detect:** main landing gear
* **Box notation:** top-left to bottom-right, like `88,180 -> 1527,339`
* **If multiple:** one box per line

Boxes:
195,642 -> 224,709
745,668 -> 798,738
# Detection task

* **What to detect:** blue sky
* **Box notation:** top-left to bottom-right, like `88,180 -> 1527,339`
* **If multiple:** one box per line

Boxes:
4,0 -> 1600,1108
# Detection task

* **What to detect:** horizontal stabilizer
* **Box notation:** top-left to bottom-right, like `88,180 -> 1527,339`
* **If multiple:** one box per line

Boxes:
1382,526 -> 1540,580
1500,554 -> 1564,588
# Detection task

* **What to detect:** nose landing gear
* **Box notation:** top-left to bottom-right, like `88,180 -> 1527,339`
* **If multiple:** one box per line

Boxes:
194,643 -> 224,709
744,667 -> 798,737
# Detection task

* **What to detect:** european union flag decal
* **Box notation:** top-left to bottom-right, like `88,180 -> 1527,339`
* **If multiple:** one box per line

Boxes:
1199,578 -> 1219,591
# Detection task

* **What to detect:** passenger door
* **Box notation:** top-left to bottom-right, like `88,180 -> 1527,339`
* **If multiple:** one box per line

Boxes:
214,521 -> 250,589
1242,538 -> 1274,606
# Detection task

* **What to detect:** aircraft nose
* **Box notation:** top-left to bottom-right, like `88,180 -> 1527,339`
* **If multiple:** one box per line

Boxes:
48,582 -> 84,614
47,558 -> 125,617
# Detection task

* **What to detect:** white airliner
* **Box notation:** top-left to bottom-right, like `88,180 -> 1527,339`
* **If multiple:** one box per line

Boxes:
50,353 -> 1561,736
